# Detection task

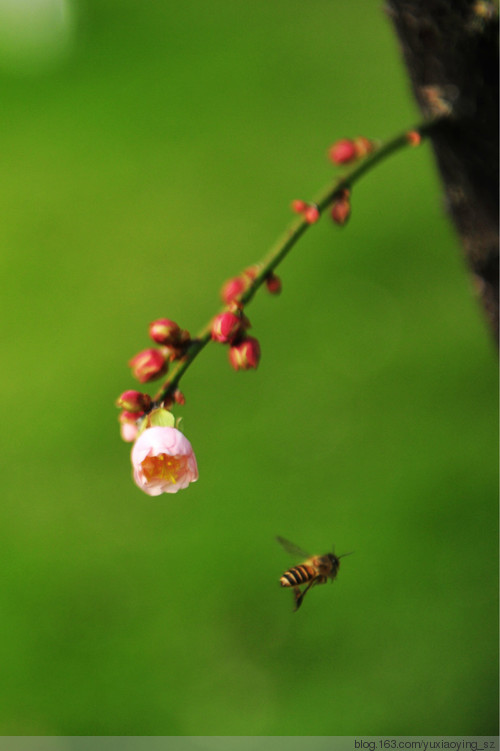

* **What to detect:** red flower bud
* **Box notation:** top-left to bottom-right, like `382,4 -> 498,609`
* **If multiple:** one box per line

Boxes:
220,266 -> 261,304
265,273 -> 282,295
406,130 -> 421,147
129,348 -> 168,383
303,204 -> 320,224
330,195 -> 351,226
291,199 -> 308,214
220,276 -> 248,304
292,200 -> 319,224
149,318 -> 182,345
173,389 -> 186,405
116,390 -> 152,413
211,311 -> 244,343
328,138 -> 357,165
119,409 -> 145,423
228,336 -> 261,370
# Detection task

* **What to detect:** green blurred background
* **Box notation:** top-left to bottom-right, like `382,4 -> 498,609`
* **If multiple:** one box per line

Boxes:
0,0 -> 497,736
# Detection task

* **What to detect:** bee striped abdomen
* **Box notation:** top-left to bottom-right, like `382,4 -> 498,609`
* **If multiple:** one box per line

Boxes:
280,565 -> 314,587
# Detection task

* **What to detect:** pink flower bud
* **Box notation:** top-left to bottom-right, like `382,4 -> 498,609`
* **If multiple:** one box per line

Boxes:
328,138 -> 357,165
211,311 -> 244,343
228,336 -> 261,371
265,273 -> 282,295
119,409 -> 143,443
121,421 -> 139,443
220,276 -> 248,304
303,204 -> 320,224
116,390 -> 152,412
149,318 -> 182,345
291,199 -> 307,214
330,195 -> 351,226
131,426 -> 199,495
129,348 -> 168,383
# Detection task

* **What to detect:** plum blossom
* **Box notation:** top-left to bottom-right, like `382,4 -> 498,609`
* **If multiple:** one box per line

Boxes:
131,426 -> 198,495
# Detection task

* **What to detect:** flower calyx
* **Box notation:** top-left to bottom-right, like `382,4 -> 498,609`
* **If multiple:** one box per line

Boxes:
330,189 -> 351,226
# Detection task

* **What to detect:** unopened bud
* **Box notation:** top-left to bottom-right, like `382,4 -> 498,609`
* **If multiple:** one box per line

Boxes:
174,389 -> 186,405
119,409 -> 145,423
119,409 -> 144,442
221,276 -> 248,304
120,421 -> 139,443
291,199 -> 307,214
330,195 -> 351,226
228,336 -> 261,371
328,138 -> 357,165
129,348 -> 168,383
211,311 -> 244,344
265,273 -> 282,295
303,204 -> 320,224
116,390 -> 152,412
406,130 -> 421,147
149,318 -> 182,345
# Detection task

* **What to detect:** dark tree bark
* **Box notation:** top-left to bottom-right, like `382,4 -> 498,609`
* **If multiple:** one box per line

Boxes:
387,0 -> 499,344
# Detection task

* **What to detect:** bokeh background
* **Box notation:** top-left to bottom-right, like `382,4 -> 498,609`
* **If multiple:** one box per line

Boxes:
0,0 -> 497,736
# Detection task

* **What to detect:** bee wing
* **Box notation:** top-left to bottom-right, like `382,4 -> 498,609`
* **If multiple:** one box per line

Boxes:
276,536 -> 310,559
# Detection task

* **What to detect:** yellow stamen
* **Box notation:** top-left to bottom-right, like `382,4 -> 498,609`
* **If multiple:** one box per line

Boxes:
141,453 -> 183,484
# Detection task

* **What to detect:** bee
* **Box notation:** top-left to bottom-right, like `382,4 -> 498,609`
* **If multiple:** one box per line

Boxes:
277,536 -> 351,611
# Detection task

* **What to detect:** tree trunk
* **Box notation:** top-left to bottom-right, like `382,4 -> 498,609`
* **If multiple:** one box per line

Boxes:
387,0 -> 499,344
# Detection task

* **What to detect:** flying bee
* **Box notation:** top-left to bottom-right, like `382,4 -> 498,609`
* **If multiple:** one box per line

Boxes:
277,536 -> 351,611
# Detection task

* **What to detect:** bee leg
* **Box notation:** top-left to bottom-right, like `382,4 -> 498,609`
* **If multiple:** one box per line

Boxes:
293,579 -> 316,611
292,586 -> 302,610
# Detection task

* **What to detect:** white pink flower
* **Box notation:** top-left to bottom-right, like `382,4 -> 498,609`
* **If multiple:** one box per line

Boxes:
131,426 -> 198,495
121,421 -> 140,443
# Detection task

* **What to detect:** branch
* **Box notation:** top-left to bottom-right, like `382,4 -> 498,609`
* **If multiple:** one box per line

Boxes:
151,117 -> 444,408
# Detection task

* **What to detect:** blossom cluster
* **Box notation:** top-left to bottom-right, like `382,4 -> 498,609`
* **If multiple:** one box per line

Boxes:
211,302 -> 261,371
117,317 -> 191,444
116,130 -> 413,497
129,318 -> 191,384
211,261 -> 285,371
289,136 -> 375,229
